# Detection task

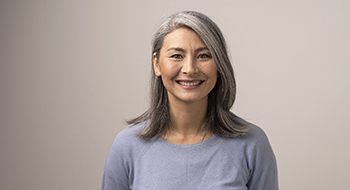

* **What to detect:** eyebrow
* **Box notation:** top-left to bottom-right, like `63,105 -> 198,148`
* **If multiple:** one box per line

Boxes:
166,47 -> 209,53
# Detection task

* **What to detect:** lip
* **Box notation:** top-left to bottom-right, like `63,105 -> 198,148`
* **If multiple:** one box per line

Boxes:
175,79 -> 205,89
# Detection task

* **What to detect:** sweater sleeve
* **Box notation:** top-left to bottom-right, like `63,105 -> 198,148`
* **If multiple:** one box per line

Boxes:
246,129 -> 279,190
101,131 -> 132,190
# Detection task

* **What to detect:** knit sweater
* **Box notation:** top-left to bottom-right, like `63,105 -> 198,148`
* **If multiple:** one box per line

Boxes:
102,122 -> 278,190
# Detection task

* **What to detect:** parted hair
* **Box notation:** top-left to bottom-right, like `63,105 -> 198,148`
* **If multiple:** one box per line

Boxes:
127,11 -> 248,139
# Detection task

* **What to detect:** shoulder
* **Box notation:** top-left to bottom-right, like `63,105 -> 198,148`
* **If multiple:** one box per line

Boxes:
221,122 -> 270,146
220,122 -> 275,160
241,123 -> 274,153
234,123 -> 277,169
108,122 -> 150,158
242,123 -> 271,144
114,122 -> 145,141
112,122 -> 148,147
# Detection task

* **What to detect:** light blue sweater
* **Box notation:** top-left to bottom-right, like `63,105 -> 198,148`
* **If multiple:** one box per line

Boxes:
102,122 -> 278,190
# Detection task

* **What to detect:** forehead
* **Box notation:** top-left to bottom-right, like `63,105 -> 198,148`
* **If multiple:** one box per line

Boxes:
162,27 -> 207,49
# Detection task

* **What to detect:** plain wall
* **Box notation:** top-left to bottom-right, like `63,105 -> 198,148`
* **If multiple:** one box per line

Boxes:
1,0 -> 349,189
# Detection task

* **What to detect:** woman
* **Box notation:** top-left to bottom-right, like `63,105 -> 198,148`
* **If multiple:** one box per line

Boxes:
102,11 -> 278,190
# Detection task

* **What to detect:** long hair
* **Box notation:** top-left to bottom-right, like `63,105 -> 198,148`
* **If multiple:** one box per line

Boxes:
128,11 -> 248,139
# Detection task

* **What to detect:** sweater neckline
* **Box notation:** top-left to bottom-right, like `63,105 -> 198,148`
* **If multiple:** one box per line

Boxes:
157,133 -> 221,149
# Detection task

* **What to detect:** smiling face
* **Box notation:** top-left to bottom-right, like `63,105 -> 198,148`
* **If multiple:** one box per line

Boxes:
153,27 -> 218,105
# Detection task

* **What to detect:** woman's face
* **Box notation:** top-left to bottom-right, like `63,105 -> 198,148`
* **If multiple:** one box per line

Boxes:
153,27 -> 217,104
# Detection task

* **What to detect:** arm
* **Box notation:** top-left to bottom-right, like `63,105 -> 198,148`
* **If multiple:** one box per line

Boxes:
246,130 -> 279,190
101,132 -> 131,190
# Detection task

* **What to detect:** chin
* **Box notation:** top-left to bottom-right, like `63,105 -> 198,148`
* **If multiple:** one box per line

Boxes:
172,94 -> 208,104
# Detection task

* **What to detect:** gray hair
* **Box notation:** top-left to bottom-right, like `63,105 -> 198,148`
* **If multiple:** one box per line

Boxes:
128,11 -> 248,139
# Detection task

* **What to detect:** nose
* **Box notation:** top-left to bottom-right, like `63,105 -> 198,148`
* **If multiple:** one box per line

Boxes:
181,57 -> 198,74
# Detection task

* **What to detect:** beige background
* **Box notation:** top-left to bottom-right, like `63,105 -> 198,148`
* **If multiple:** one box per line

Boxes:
1,0 -> 349,189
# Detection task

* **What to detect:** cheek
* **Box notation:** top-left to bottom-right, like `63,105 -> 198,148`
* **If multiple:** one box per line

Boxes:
202,63 -> 218,79
161,64 -> 181,79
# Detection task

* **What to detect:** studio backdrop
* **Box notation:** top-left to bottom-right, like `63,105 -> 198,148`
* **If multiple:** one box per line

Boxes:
1,0 -> 349,190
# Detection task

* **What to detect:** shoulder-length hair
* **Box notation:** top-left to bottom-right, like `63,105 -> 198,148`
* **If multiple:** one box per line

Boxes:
128,11 -> 248,139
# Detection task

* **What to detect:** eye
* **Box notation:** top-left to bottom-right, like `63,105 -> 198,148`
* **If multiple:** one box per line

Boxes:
169,54 -> 183,60
197,53 -> 212,60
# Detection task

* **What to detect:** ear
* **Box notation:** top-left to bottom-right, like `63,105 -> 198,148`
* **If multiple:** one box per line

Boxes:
152,53 -> 161,76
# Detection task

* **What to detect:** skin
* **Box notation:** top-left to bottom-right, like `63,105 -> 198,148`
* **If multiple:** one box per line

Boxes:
153,27 -> 217,144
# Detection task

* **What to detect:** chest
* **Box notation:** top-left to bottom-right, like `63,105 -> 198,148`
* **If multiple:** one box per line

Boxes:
131,144 -> 250,190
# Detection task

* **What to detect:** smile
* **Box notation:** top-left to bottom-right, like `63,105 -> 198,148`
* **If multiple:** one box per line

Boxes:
176,80 -> 204,87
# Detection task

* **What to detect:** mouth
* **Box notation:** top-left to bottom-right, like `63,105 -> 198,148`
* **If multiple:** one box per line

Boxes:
175,80 -> 205,87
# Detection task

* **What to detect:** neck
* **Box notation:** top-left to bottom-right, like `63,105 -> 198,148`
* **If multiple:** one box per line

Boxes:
167,97 -> 208,136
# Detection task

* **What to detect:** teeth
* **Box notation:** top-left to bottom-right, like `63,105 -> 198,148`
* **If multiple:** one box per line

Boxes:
178,81 -> 202,86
